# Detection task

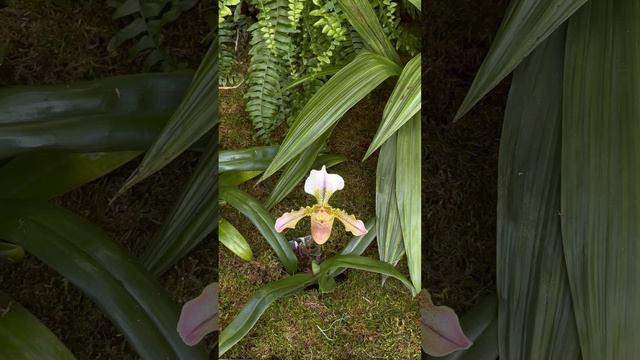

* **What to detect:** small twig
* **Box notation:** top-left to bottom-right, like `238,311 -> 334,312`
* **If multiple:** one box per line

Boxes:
219,76 -> 246,90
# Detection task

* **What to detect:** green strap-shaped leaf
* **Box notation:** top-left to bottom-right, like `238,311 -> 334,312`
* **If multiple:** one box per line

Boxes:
426,294 -> 498,360
0,241 -> 24,263
455,0 -> 587,120
0,291 -> 76,360
263,126 -> 337,210
336,0 -> 401,64
220,171 -> 263,188
318,255 -> 416,296
121,37 -> 218,193
562,1 -> 640,358
408,0 -> 421,10
376,134 -> 404,269
219,218 -> 253,261
396,114 -> 421,292
219,273 -> 316,355
140,137 -> 217,276
0,200 -> 207,359
220,187 -> 298,274
261,52 -> 401,180
365,54 -> 421,160
219,146 -> 278,173
497,26 -> 579,359
0,152 -> 139,199
328,217 -> 377,277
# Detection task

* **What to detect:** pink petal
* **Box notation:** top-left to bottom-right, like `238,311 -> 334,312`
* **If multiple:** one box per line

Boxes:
275,207 -> 312,232
421,289 -> 472,356
331,208 -> 368,236
177,283 -> 219,346
310,207 -> 335,244
304,166 -> 344,205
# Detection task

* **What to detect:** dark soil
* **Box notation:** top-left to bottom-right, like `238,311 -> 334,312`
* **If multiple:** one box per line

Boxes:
0,1 -> 216,359
423,0 -> 510,312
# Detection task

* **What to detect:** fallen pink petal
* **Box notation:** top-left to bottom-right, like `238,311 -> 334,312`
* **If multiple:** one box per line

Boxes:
421,289 -> 472,356
177,282 -> 219,346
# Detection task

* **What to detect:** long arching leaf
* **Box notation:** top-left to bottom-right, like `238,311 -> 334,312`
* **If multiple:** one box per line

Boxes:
0,200 -> 208,360
454,0 -> 587,120
120,37 -> 218,194
219,273 -> 316,355
396,114 -> 421,292
562,1 -> 640,358
0,291 -> 76,360
140,136 -> 217,276
220,187 -> 298,274
497,26 -> 579,359
365,54 -> 421,160
260,52 -> 401,180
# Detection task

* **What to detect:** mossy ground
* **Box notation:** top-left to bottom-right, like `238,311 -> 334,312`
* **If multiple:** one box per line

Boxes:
219,78 -> 420,357
0,1 -> 216,358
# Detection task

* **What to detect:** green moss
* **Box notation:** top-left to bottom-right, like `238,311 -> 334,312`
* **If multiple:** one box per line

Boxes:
219,80 -> 420,357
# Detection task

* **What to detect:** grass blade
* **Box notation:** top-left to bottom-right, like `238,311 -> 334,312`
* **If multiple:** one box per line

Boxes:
455,0 -> 587,120
120,38 -> 218,193
219,273 -> 316,355
219,218 -> 253,261
0,200 -> 207,359
396,114 -> 421,291
220,187 -> 298,274
140,137 -> 217,276
261,52 -> 401,180
365,54 -> 421,160
562,1 -> 640,358
497,26 -> 579,359
0,291 -> 76,360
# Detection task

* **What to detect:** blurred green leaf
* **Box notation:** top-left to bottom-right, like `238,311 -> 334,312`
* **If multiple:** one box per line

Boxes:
497,26 -> 579,359
121,38 -> 218,194
455,0 -> 587,120
0,241 -> 24,263
0,200 -> 207,359
562,0 -> 640,357
219,146 -> 278,173
219,218 -> 253,261
0,291 -> 76,360
0,152 -> 139,199
140,137 -> 217,276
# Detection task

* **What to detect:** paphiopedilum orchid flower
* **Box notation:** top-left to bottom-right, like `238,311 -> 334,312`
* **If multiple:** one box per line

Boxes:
275,166 -> 368,244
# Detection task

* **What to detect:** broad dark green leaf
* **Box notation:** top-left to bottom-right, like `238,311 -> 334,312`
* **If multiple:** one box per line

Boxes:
376,134 -> 404,269
336,0 -> 401,64
562,1 -> 640,358
317,255 -> 416,296
396,114 -> 421,292
0,291 -> 75,360
0,201 -> 207,359
219,218 -> 253,261
261,52 -> 401,180
497,26 -> 579,359
455,0 -> 587,120
219,273 -> 316,355
219,146 -> 278,173
121,38 -> 218,193
140,137 -> 217,276
220,187 -> 298,274
365,54 -> 421,160
220,170 -> 263,188
0,152 -> 139,199
0,241 -> 24,263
